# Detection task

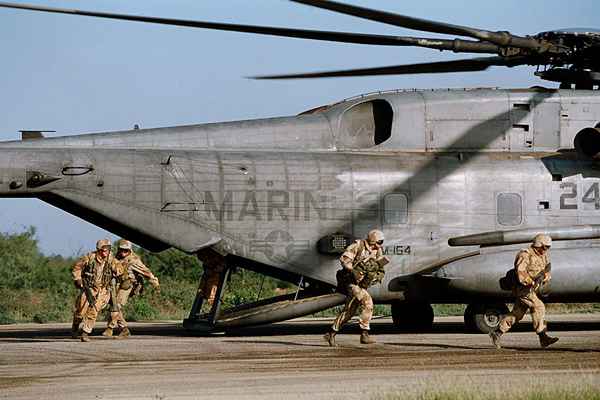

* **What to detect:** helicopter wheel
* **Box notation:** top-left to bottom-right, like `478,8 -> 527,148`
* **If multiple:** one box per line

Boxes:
391,301 -> 434,332
464,303 -> 509,333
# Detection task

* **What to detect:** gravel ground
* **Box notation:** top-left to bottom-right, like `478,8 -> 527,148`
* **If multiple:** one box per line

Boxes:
0,314 -> 599,400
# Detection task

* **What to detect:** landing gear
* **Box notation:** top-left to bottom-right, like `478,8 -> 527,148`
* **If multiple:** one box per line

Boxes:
183,252 -> 347,332
183,259 -> 231,333
464,303 -> 509,333
391,301 -> 434,332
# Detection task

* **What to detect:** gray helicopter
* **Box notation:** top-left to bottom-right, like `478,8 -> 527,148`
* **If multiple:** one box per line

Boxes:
1,0 -> 599,333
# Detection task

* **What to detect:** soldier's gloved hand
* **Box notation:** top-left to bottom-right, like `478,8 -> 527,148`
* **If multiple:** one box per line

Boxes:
542,273 -> 551,284
74,279 -> 83,289
534,273 -> 545,287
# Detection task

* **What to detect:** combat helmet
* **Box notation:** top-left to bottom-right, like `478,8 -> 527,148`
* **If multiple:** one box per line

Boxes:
96,239 -> 111,250
367,229 -> 384,245
117,239 -> 133,250
532,234 -> 552,248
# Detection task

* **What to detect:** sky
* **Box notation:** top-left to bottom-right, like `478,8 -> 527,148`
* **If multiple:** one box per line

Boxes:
0,0 -> 598,256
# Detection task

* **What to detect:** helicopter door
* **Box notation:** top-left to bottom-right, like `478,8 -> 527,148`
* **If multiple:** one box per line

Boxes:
338,99 -> 393,149
533,102 -> 561,150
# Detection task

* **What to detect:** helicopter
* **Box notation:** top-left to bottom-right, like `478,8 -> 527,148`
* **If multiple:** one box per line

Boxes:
0,0 -> 599,333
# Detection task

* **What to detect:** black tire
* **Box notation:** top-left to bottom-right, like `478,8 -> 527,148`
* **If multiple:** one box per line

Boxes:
391,302 -> 434,332
464,303 -> 509,333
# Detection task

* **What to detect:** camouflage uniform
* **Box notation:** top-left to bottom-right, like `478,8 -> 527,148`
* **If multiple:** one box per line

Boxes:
332,239 -> 381,331
197,248 -> 226,309
71,240 -> 129,341
490,234 -> 558,348
499,246 -> 549,334
105,245 -> 159,334
324,230 -> 387,346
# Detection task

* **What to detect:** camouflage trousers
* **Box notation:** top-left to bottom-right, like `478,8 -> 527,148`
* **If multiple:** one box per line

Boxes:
106,287 -> 132,329
331,284 -> 374,331
199,269 -> 221,308
72,287 -> 111,334
499,286 -> 547,334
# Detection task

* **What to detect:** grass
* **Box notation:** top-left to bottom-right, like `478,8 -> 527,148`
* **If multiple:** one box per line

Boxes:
372,375 -> 600,400
375,387 -> 600,400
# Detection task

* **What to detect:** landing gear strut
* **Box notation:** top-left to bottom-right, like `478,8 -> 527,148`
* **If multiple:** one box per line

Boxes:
183,251 -> 346,332
183,258 -> 231,332
464,303 -> 509,333
391,301 -> 434,332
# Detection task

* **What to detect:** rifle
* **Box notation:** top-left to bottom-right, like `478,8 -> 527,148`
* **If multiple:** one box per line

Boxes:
109,277 -> 120,313
82,271 -> 97,311
103,250 -> 121,313
534,263 -> 552,289
534,271 -> 545,287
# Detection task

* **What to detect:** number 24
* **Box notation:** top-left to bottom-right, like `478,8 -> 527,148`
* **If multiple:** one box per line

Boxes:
560,182 -> 600,210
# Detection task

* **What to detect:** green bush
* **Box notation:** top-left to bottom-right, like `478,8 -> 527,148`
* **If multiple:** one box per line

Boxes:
125,297 -> 160,321
0,228 -> 295,323
0,303 -> 15,324
2,227 -> 600,324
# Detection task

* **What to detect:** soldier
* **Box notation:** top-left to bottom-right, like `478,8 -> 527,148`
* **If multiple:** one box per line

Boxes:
196,248 -> 226,310
103,239 -> 160,337
489,233 -> 559,349
71,239 -> 130,342
323,229 -> 389,346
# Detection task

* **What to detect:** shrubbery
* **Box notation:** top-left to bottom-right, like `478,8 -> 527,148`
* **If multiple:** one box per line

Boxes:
2,228 -> 598,324
0,228 -> 291,323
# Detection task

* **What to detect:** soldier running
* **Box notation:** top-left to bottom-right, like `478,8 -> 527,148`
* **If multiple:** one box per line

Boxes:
71,239 -> 130,342
489,233 -> 559,349
103,239 -> 160,337
324,229 -> 389,346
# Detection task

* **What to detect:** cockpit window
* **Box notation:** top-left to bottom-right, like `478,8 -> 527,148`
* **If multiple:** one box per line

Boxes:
339,99 -> 393,148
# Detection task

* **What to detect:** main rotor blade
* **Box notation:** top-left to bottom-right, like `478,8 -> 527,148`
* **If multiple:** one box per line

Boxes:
252,56 -> 532,79
0,1 -> 494,50
0,2 -> 503,53
291,0 -> 544,52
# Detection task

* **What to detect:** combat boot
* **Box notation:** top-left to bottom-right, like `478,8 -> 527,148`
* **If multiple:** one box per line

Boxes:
102,328 -> 113,337
538,330 -> 559,348
489,329 -> 503,349
71,320 -> 81,339
323,330 -> 336,347
80,331 -> 90,342
118,327 -> 131,338
359,329 -> 376,345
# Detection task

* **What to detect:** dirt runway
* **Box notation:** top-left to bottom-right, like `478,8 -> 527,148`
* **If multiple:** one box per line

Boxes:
1,314 -> 599,399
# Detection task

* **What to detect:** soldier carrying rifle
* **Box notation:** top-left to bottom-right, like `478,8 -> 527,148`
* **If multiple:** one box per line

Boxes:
489,234 -> 559,349
324,229 -> 389,346
103,239 -> 160,338
71,239 -> 130,342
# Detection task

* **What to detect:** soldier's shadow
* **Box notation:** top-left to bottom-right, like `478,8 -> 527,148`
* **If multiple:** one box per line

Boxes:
501,346 -> 600,353
383,342 -> 486,351
223,339 -> 326,348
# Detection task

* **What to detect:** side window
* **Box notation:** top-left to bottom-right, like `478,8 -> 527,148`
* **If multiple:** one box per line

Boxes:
384,193 -> 408,224
497,193 -> 522,226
